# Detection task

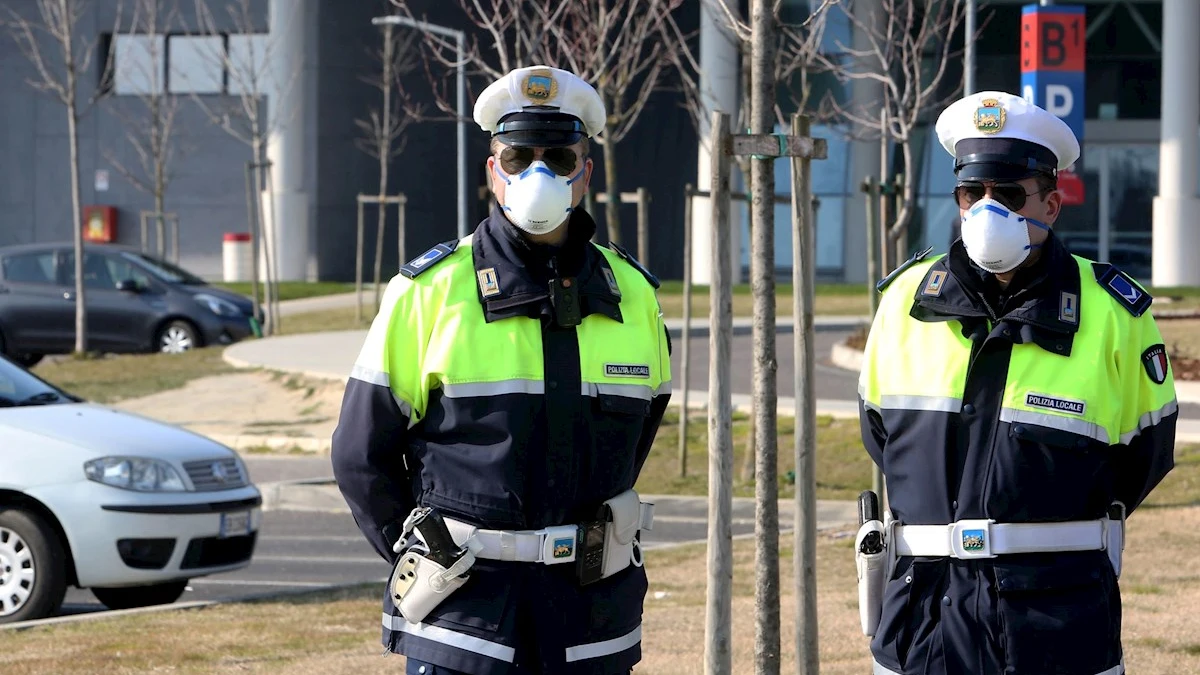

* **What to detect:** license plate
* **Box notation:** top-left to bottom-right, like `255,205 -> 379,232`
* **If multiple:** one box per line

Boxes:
220,511 -> 252,539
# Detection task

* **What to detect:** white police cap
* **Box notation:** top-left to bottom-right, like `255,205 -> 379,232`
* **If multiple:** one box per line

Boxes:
935,91 -> 1080,182
473,65 -> 606,148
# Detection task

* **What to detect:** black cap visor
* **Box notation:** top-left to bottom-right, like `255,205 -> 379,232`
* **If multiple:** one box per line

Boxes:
954,137 -> 1058,181
495,112 -> 586,148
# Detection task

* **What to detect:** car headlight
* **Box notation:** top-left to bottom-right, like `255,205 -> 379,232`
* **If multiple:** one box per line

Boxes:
84,457 -> 187,492
194,293 -> 243,318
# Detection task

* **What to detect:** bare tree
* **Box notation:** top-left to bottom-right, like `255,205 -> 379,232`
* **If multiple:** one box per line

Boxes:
187,0 -> 297,334
816,0 -> 966,270
355,21 -> 420,312
667,0 -> 833,484
103,0 -> 181,260
4,0 -> 119,355
389,0 -> 688,245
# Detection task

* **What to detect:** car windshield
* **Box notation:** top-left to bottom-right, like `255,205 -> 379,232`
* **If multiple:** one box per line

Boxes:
0,357 -> 76,407
121,252 -> 208,285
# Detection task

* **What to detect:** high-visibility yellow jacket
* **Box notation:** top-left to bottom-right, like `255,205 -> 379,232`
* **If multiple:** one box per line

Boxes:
332,207 -> 671,675
859,234 -> 1176,675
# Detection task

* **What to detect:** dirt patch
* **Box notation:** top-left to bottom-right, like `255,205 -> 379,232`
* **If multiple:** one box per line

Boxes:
110,371 -> 345,450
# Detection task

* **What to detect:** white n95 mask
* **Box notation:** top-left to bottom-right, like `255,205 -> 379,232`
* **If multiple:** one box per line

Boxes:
496,161 -> 583,235
960,197 -> 1050,274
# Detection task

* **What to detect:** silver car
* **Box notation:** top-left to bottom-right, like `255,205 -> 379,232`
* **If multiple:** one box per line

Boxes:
0,355 -> 261,624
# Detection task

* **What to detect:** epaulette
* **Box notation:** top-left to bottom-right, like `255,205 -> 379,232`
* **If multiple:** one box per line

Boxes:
1093,262 -> 1153,317
876,245 -> 934,293
608,242 -> 660,289
400,239 -> 459,279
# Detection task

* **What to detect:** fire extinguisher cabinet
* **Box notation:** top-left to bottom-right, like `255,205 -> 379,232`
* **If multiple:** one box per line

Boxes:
83,206 -> 118,243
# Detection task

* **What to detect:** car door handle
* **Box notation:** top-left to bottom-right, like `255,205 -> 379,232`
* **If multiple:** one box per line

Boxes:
63,291 -> 75,301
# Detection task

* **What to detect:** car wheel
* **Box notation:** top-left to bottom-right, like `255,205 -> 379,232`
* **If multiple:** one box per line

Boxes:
157,320 -> 199,354
13,354 -> 43,368
91,580 -> 188,610
0,508 -> 68,624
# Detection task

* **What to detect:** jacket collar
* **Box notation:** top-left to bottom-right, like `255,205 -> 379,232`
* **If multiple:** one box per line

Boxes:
910,231 -> 1081,355
471,204 -> 624,324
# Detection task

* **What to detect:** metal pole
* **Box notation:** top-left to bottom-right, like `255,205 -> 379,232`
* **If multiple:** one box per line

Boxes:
356,195 -> 365,324
679,184 -> 694,478
373,15 -> 467,240
244,162 -> 263,328
705,111 -> 734,675
863,176 -> 879,318
456,32 -> 467,239
965,0 -> 977,95
172,215 -> 179,265
398,195 -> 408,270
637,187 -> 650,270
790,113 -> 819,675
879,106 -> 891,274
1099,146 -> 1110,263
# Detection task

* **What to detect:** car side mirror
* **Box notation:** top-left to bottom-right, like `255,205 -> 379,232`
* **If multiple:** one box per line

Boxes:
115,279 -> 141,293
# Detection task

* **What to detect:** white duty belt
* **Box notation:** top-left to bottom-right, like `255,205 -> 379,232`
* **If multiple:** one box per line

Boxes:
894,517 -> 1114,559
441,503 -> 655,565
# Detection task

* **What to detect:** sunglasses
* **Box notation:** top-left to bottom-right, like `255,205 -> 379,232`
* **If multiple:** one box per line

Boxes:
953,181 -> 1050,212
497,147 -> 580,177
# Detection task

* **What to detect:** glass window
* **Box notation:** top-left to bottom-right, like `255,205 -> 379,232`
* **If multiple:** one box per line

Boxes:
168,35 -> 225,94
63,253 -> 123,290
113,34 -> 165,95
121,252 -> 207,285
227,34 -> 269,96
1,252 -> 56,285
0,356 -> 70,404
103,255 -> 153,288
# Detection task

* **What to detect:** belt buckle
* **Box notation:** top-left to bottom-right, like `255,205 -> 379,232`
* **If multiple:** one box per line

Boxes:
540,525 -> 578,565
950,519 -> 996,559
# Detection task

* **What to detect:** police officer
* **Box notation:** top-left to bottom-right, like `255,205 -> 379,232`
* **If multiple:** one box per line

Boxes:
856,91 -> 1177,675
331,65 -> 671,675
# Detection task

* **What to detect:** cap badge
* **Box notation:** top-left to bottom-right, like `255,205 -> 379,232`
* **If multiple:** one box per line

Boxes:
973,98 -> 1006,134
522,69 -> 558,104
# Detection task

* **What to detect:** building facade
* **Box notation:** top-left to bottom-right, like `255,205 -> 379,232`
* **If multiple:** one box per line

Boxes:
0,0 -> 1194,285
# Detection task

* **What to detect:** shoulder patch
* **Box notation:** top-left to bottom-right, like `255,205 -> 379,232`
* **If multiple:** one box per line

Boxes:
876,245 -> 934,293
607,242 -> 660,289
400,239 -> 459,279
1092,262 -> 1153,317
1141,344 -> 1170,385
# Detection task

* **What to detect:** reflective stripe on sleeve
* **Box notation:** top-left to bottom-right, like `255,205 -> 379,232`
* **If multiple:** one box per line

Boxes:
564,624 -> 642,663
878,394 -> 963,413
383,613 -> 515,663
1119,398 -> 1179,445
349,365 -> 413,419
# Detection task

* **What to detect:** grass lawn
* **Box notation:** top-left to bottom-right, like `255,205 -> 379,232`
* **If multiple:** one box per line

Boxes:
210,281 -> 354,302
640,411 -> 873,502
30,348 -> 235,404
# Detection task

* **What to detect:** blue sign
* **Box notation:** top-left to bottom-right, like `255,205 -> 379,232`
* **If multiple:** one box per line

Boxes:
1020,70 -> 1086,143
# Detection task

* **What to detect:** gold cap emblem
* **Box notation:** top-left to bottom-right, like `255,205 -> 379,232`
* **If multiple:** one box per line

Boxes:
521,69 -> 558,105
973,98 -> 1006,134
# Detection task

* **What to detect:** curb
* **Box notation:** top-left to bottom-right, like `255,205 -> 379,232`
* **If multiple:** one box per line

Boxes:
0,581 -> 380,632
259,478 -> 343,512
209,433 -> 329,454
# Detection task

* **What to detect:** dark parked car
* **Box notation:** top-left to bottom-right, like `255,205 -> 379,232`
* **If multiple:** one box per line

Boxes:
0,243 -> 260,366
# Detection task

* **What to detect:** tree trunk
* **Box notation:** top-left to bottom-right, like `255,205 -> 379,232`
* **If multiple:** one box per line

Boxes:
374,24 -> 394,313
68,104 -> 86,355
750,0 -> 780,672
602,113 -> 621,245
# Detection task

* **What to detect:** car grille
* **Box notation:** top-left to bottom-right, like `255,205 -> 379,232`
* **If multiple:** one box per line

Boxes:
183,458 -> 248,491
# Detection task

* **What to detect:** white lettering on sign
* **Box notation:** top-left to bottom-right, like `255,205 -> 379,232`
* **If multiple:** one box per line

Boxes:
1046,84 -> 1074,117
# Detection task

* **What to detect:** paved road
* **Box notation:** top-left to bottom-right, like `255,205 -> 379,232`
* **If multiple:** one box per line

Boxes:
56,493 -> 856,620
671,328 -> 860,402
